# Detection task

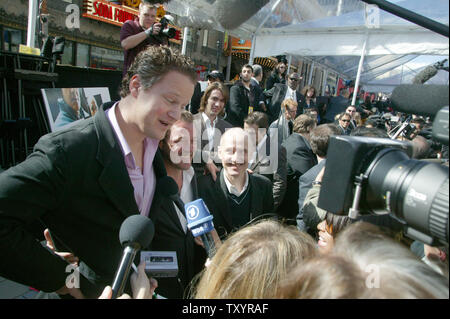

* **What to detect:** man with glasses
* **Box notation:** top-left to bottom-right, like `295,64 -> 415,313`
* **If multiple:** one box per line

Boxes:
345,105 -> 358,130
337,112 -> 353,135
264,72 -> 304,124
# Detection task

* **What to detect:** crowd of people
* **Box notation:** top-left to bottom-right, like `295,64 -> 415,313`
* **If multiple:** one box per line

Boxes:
0,0 -> 448,300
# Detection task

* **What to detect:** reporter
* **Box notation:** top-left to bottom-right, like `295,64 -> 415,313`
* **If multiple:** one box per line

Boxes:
191,219 -> 317,298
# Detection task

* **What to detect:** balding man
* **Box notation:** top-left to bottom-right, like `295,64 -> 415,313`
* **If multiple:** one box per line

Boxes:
197,128 -> 274,238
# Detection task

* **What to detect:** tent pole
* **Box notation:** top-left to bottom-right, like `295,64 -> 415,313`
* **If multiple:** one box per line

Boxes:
226,54 -> 232,81
181,7 -> 190,55
27,0 -> 39,48
322,69 -> 329,96
308,61 -> 315,86
287,55 -> 292,74
352,33 -> 368,105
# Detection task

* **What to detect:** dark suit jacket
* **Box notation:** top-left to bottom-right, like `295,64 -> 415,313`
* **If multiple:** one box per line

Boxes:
228,80 -> 265,127
297,159 -> 326,233
277,133 -> 317,221
0,102 -> 170,298
264,83 -> 305,123
197,169 -> 275,239
148,170 -> 206,298
192,112 -> 233,175
249,134 -> 287,210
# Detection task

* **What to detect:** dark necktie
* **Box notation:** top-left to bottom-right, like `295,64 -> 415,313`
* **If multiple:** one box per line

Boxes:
288,121 -> 293,135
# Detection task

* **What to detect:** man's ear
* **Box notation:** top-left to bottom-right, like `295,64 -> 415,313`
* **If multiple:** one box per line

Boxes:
129,74 -> 141,98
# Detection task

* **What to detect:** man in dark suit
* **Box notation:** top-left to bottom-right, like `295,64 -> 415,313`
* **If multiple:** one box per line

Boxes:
228,64 -> 265,128
264,72 -> 304,124
244,112 -> 287,210
192,82 -> 233,180
278,115 -> 317,223
197,128 -> 274,239
0,46 -> 197,298
153,111 -> 207,298
297,123 -> 341,234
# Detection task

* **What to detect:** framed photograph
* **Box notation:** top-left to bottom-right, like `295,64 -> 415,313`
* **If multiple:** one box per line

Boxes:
41,87 -> 111,132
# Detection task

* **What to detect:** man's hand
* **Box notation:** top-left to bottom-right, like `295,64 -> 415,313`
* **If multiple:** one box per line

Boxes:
130,261 -> 158,299
44,229 -> 79,266
150,23 -> 162,35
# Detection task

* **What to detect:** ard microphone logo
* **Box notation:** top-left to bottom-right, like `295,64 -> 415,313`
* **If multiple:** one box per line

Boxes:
187,205 -> 200,220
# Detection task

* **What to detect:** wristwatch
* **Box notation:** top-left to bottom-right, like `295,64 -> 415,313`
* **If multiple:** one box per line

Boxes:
312,181 -> 322,186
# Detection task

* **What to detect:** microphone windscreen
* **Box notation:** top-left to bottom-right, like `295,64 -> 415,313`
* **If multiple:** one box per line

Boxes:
215,0 -> 270,29
119,215 -> 155,249
156,176 -> 179,197
390,85 -> 449,117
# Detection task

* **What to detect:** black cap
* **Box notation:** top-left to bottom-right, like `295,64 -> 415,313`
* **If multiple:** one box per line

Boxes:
207,70 -> 225,82
276,55 -> 288,64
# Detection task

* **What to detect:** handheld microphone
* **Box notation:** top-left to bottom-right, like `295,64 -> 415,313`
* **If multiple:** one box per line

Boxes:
111,215 -> 155,299
185,199 -> 216,258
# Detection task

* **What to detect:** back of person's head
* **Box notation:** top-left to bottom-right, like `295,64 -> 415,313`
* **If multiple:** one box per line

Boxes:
192,219 -> 318,298
244,111 -> 269,129
412,135 -> 431,159
350,126 -> 389,138
293,114 -> 316,134
252,64 -> 263,79
120,46 -> 196,98
333,222 -> 449,298
277,254 -> 367,298
309,124 -> 341,158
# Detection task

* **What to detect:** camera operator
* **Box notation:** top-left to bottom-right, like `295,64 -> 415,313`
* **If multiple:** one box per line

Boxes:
120,1 -> 167,77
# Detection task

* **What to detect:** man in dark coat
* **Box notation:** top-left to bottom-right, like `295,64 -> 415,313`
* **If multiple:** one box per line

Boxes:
0,46 -> 197,298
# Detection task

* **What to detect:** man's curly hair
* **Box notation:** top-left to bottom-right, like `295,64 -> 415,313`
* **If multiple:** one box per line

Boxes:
119,45 -> 197,98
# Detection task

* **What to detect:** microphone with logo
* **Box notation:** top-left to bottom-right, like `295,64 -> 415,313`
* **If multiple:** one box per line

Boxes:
185,199 -> 216,259
111,214 -> 155,299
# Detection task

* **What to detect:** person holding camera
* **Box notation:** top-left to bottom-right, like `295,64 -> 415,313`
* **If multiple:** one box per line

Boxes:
120,1 -> 167,77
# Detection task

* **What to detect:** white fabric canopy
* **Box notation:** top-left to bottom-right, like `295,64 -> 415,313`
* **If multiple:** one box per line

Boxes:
166,0 -> 449,90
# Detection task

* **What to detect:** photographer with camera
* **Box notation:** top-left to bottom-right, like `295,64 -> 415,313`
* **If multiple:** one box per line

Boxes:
120,1 -> 167,77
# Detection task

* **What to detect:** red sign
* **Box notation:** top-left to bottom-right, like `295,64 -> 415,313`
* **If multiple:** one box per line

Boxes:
83,0 -> 138,27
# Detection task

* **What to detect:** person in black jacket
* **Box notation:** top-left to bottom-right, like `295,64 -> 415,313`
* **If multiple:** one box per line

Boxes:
197,128 -> 275,239
278,115 -> 317,223
265,57 -> 288,91
0,46 -> 197,299
228,64 -> 265,128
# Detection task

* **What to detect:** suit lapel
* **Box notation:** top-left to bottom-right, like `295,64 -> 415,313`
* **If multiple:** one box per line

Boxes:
95,104 -> 139,218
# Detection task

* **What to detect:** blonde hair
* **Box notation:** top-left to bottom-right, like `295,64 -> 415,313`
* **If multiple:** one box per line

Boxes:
281,98 -> 298,112
191,220 -> 317,298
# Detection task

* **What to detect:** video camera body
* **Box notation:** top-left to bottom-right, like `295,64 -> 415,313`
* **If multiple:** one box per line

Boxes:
156,15 -> 177,39
318,85 -> 449,246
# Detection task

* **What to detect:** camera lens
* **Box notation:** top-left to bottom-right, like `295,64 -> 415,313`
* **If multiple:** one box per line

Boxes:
364,149 -> 449,243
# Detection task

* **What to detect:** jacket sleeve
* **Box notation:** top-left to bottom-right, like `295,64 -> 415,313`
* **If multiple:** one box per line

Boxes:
302,184 -> 327,231
228,85 -> 243,126
272,145 -> 287,210
0,135 -> 71,292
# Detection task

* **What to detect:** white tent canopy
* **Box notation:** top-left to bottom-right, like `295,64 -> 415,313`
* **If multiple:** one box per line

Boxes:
167,0 -> 449,90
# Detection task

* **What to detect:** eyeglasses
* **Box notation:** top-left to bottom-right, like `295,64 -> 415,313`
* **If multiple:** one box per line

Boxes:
289,78 -> 299,82
341,119 -> 350,122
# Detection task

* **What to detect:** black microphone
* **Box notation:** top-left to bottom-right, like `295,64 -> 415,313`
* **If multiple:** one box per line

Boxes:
111,215 -> 155,299
158,176 -> 216,257
215,0 -> 270,29
390,85 -> 449,117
